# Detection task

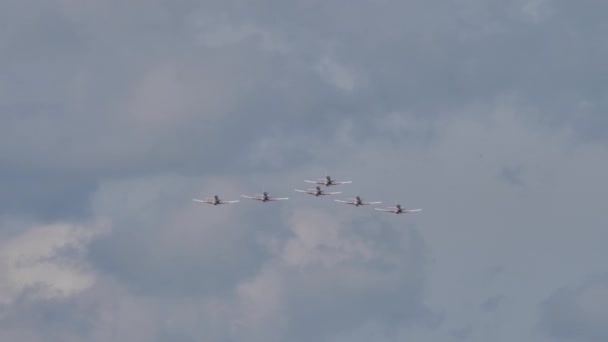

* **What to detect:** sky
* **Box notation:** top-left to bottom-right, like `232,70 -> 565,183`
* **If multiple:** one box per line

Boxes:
1,0 -> 607,341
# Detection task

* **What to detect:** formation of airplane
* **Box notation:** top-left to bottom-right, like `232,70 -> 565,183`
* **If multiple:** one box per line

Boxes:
192,175 -> 422,216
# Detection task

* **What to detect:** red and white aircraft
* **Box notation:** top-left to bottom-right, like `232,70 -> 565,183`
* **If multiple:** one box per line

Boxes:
305,175 -> 352,187
241,192 -> 288,202
335,195 -> 381,207
192,195 -> 239,206
374,204 -> 422,214
295,186 -> 341,197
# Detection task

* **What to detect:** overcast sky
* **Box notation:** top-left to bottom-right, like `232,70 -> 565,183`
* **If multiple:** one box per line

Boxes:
1,0 -> 608,341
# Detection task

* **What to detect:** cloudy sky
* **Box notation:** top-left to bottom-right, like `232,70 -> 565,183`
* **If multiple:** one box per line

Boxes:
1,0 -> 607,341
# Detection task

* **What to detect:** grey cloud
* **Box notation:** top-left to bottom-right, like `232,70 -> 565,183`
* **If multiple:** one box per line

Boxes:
3,0 -> 608,220
0,278 -> 182,342
451,324 -> 473,340
500,165 -> 526,187
480,295 -> 505,312
226,212 -> 438,342
87,219 -> 271,297
541,275 -> 608,341
85,175 -> 279,297
0,0 -> 342,217
2,0 -> 608,341
0,205 -> 437,342
286,231 -> 434,336
0,290 -> 96,342
0,172 -> 95,220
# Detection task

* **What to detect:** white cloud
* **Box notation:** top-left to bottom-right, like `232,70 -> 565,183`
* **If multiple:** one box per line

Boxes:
225,207 -> 434,342
522,0 -> 554,23
0,220 -> 108,305
195,20 -> 289,53
316,56 -> 359,92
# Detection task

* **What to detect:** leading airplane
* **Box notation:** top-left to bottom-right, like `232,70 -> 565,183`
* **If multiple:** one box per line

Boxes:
305,175 -> 352,187
295,186 -> 341,197
335,195 -> 381,207
192,195 -> 239,206
241,192 -> 288,202
374,204 -> 422,214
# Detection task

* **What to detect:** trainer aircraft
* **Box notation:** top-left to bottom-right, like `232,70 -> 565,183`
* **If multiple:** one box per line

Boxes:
335,196 -> 381,207
192,195 -> 239,206
241,192 -> 288,202
305,175 -> 352,187
374,204 -> 422,214
295,186 -> 341,197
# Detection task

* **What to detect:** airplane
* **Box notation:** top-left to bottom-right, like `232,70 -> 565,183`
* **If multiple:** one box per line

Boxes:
241,191 -> 288,202
192,195 -> 239,206
335,195 -> 381,207
305,175 -> 352,187
295,186 -> 341,197
374,204 -> 422,214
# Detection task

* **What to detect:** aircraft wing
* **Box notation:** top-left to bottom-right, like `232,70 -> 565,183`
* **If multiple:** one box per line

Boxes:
304,180 -> 323,184
335,181 -> 352,184
374,208 -> 396,212
295,189 -> 317,195
374,208 -> 422,213
335,199 -> 354,204
362,201 -> 382,205
269,197 -> 289,201
193,198 -> 214,204
242,195 -> 269,201
220,200 -> 240,204
324,191 -> 341,195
